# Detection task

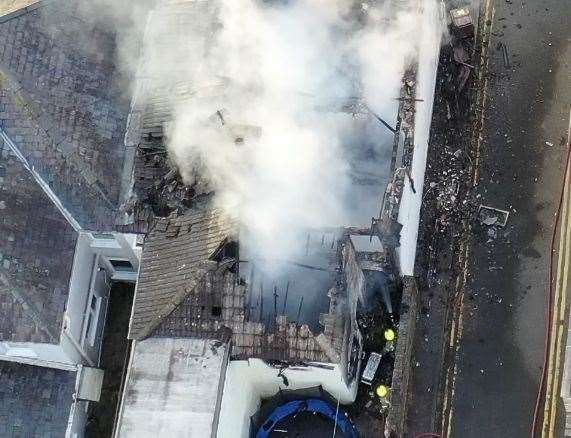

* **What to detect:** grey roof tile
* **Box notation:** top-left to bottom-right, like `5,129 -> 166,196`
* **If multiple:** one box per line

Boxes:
0,361 -> 76,438
128,207 -> 236,340
0,140 -> 77,343
0,1 -> 129,230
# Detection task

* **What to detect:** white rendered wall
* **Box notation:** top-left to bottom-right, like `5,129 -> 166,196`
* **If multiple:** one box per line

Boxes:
397,0 -> 443,275
217,359 -> 357,438
62,231 -> 140,366
66,400 -> 89,438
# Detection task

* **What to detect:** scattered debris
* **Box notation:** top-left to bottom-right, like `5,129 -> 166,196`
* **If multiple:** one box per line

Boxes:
498,42 -> 511,68
478,205 -> 510,227
449,7 -> 475,39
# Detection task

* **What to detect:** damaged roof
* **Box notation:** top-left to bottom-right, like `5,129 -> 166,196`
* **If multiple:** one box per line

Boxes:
123,0 -> 372,367
118,0 -> 222,232
128,207 -> 236,340
0,142 -> 77,343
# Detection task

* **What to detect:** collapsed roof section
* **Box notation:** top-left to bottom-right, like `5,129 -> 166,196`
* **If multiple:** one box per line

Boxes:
118,0 -> 223,234
123,0 -> 399,371
129,206 -> 395,385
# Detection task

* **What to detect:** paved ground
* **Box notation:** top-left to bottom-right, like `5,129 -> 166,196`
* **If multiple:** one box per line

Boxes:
445,0 -> 570,437
407,0 -> 570,437
449,0 -> 570,436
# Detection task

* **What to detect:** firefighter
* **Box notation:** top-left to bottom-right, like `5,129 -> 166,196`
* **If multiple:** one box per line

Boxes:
376,384 -> 390,398
376,384 -> 391,411
384,328 -> 396,342
383,328 -> 397,353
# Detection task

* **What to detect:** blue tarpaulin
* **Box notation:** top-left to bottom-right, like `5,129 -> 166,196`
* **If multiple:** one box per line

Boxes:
255,398 -> 359,438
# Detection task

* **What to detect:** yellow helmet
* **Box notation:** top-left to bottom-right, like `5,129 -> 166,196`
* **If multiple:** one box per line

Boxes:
384,328 -> 396,342
376,384 -> 390,398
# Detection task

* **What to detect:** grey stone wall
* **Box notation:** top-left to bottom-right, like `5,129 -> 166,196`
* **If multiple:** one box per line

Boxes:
386,275 -> 419,437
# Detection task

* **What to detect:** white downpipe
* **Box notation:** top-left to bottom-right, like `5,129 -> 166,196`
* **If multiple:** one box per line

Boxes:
63,330 -> 95,367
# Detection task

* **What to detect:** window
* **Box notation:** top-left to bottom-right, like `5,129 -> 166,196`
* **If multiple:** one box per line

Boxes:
211,306 -> 222,317
109,259 -> 134,272
91,233 -> 115,240
84,313 -> 92,342
83,294 -> 101,347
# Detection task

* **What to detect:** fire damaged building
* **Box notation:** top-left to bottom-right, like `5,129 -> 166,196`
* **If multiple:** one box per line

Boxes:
114,207 -> 395,436
112,0 -> 442,437
0,0 -> 443,437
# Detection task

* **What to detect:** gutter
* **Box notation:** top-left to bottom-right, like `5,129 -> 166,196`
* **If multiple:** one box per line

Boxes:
112,340 -> 138,438
0,353 -> 77,371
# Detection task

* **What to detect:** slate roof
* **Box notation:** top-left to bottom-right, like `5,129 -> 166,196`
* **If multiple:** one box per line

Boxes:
0,0 -> 131,342
128,207 -> 236,340
0,1 -> 130,230
0,140 -> 77,343
0,361 -> 76,438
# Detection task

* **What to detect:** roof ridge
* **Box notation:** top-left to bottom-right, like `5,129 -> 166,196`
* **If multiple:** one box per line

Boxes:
0,127 -> 82,232
0,1 -> 46,24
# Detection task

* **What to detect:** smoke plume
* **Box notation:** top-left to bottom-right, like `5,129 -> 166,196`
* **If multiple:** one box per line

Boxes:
70,0 -> 439,267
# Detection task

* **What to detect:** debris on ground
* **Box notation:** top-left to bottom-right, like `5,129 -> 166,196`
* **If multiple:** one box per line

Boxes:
478,205 -> 510,227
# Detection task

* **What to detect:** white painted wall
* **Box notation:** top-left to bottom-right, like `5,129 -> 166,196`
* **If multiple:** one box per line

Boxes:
397,0 -> 443,275
66,368 -> 90,438
2,231 -> 140,369
218,359 -> 357,438
64,234 -> 99,349
66,400 -> 89,438
62,231 -> 140,366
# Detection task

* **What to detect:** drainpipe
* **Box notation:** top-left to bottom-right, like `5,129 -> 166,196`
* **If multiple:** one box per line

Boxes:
63,329 -> 95,367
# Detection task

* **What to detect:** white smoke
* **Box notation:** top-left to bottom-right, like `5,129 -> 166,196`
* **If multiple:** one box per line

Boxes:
156,0 -> 428,264
66,0 -> 440,267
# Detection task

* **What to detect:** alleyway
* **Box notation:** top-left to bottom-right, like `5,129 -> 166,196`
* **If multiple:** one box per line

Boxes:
86,282 -> 134,438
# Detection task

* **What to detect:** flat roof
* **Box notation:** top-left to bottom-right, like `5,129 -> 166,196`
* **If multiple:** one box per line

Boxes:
116,337 -> 227,438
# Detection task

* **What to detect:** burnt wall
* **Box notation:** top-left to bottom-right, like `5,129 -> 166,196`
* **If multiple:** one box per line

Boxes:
339,240 -> 366,384
386,275 -> 419,437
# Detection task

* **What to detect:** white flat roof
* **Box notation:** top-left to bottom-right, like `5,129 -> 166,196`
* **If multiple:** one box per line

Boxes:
116,337 -> 227,438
